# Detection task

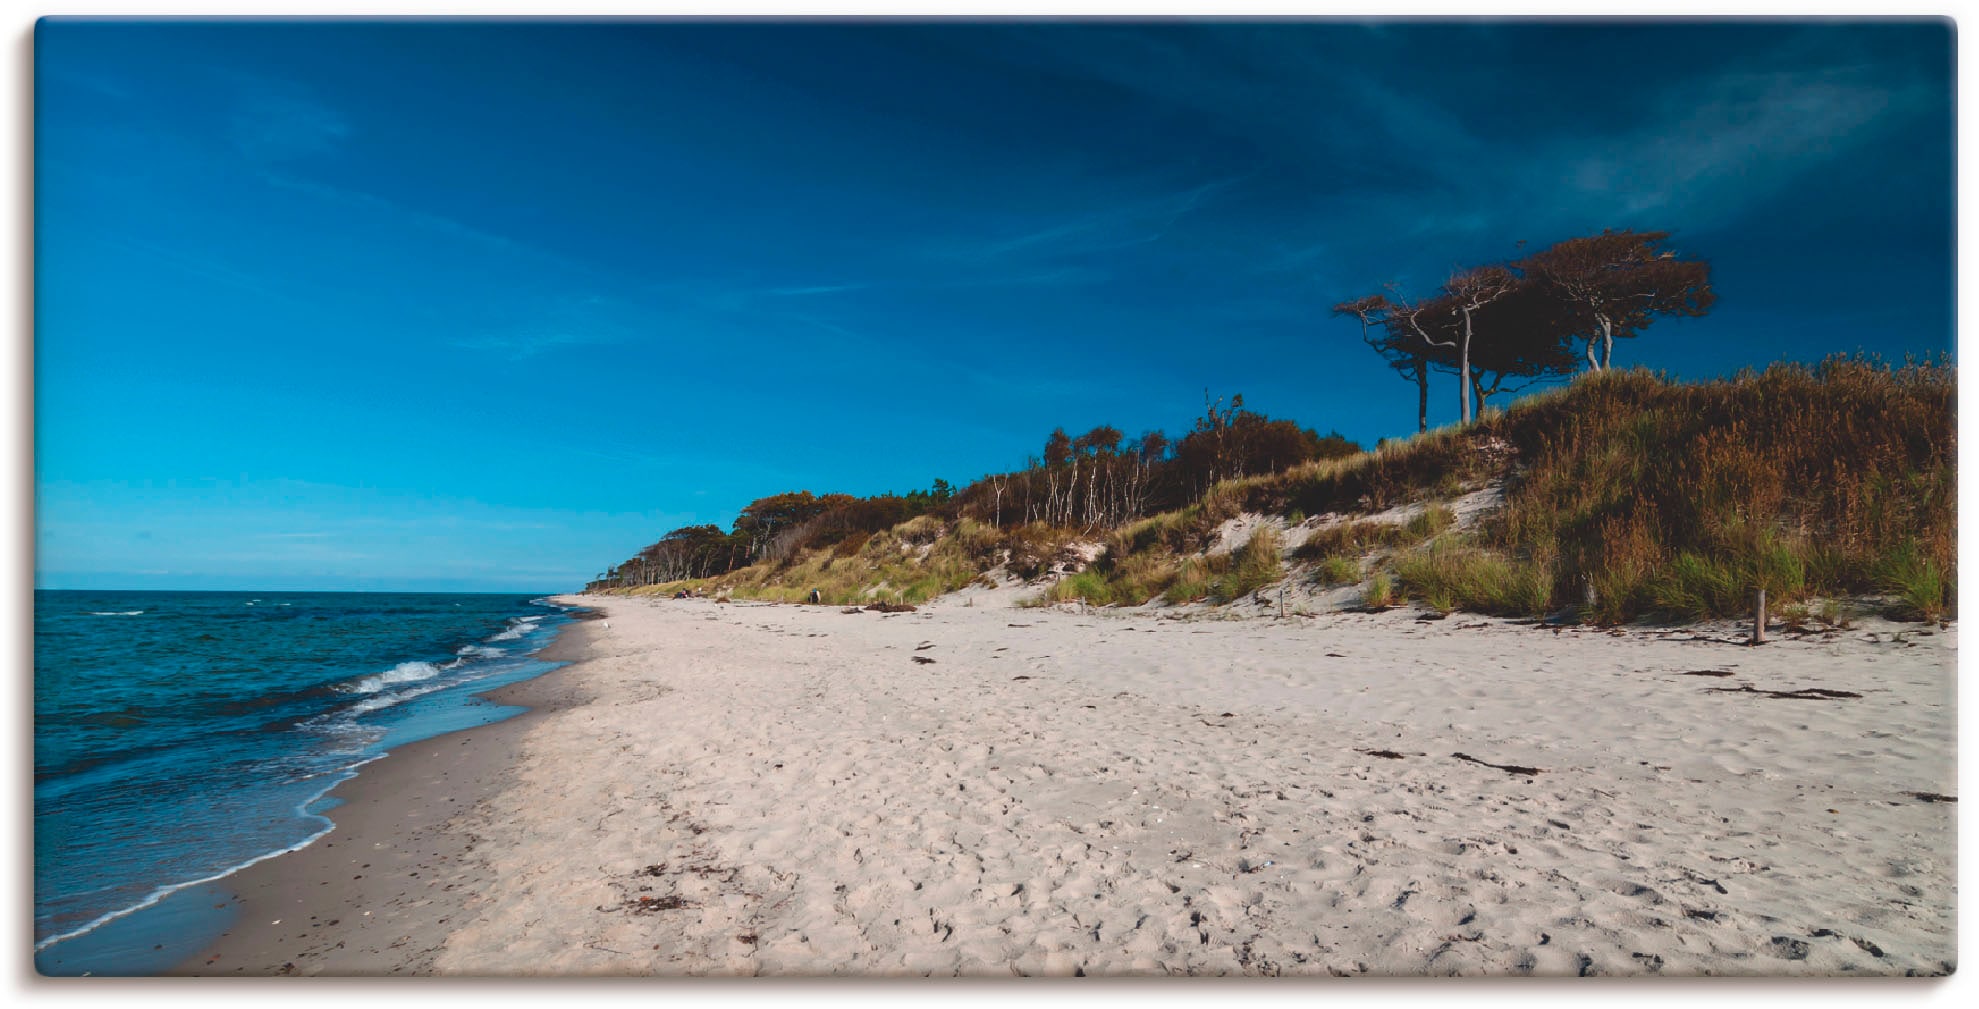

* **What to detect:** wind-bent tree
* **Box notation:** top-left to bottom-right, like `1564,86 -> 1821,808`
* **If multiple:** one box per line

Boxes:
1336,293 -> 1437,434
1460,281 -> 1581,415
1338,288 -> 1471,432
1520,229 -> 1715,371
1441,265 -> 1522,423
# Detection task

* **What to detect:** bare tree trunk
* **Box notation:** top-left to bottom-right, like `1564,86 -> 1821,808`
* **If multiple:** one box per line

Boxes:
1587,313 -> 1616,372
1416,364 -> 1429,433
1458,308 -> 1474,423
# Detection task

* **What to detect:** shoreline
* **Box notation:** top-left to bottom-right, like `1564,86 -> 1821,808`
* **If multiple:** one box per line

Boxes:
159,616 -> 600,976
142,590 -> 1955,976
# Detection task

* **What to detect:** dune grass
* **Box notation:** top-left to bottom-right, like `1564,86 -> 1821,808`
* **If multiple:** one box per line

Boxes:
1247,358 -> 1952,622
612,357 -> 1952,625
1392,538 -> 1554,617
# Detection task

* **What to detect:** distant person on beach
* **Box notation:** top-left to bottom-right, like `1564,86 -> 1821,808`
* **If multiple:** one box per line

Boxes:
810,589 -> 822,604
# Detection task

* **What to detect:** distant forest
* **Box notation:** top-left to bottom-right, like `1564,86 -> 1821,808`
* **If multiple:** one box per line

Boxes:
591,228 -> 1714,591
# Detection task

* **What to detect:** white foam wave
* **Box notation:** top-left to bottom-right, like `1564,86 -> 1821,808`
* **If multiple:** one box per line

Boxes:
86,611 -> 144,617
341,661 -> 444,695
490,617 -> 541,642
342,681 -> 452,717
456,645 -> 506,659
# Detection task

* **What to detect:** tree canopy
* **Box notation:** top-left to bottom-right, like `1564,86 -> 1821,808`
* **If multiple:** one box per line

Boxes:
1338,228 -> 1714,428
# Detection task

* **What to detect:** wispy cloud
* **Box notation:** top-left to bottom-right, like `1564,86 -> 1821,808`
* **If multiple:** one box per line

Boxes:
1557,65 -> 1916,220
211,73 -> 586,277
227,88 -> 351,164
96,232 -> 299,304
943,175 -> 1246,265
766,283 -> 869,297
448,291 -> 645,362
450,329 -> 621,361
259,171 -> 543,263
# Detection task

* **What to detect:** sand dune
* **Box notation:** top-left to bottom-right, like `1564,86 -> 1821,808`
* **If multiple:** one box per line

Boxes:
423,593 -> 1954,976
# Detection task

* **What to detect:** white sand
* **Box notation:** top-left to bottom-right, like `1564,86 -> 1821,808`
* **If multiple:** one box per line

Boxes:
433,594 -> 1955,976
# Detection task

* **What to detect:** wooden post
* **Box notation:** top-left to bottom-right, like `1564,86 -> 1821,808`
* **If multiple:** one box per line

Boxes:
1753,588 -> 1768,645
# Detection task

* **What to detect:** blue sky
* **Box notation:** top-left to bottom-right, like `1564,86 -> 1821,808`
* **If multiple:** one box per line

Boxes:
33,18 -> 1954,592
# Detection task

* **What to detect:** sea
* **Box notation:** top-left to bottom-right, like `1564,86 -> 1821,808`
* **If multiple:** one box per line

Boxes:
32,589 -> 579,976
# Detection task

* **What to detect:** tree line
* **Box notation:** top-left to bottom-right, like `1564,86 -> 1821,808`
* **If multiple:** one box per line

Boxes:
588,395 -> 1358,589
1336,229 -> 1714,431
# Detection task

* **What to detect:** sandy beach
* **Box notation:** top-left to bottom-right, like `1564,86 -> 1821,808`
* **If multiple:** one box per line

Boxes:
179,587 -> 1956,977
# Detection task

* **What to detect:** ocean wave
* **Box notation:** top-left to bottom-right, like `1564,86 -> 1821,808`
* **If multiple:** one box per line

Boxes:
456,645 -> 507,659
339,661 -> 444,695
342,680 -> 455,717
86,611 -> 144,617
489,616 -> 543,641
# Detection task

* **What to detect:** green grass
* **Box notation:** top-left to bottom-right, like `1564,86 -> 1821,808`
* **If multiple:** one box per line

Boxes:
1155,526 -> 1285,604
1313,554 -> 1362,585
1360,572 -> 1397,609
1393,539 -> 1553,617
1880,540 -> 1953,622
1040,569 -> 1120,607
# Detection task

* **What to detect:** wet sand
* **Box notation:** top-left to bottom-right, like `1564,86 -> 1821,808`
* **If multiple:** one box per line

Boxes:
167,623 -> 598,976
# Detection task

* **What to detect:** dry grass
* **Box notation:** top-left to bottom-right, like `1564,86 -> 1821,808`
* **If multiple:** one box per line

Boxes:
608,357 -> 1952,625
1260,357 -> 1952,622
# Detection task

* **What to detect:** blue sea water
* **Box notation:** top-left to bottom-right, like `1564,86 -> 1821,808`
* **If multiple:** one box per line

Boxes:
32,589 -> 577,975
